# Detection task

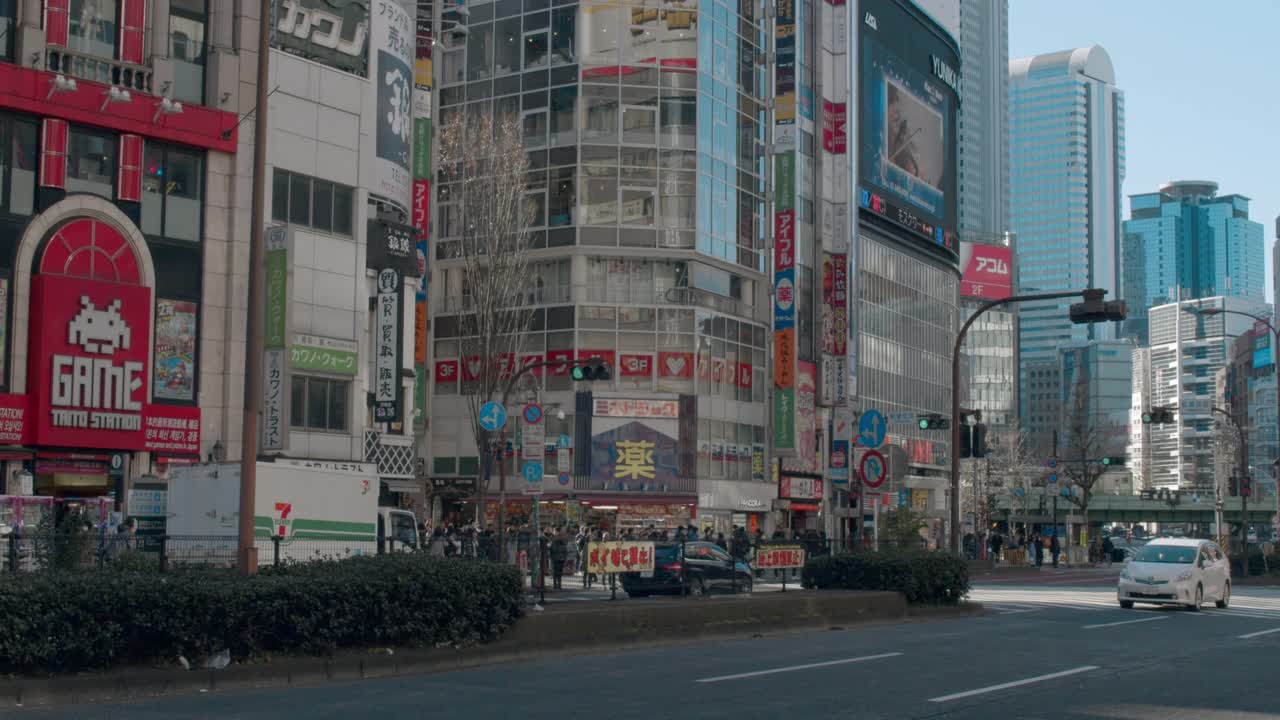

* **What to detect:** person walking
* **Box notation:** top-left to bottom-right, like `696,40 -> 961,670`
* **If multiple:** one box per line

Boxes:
1102,535 -> 1115,566
1050,533 -> 1061,568
989,531 -> 1003,563
549,527 -> 568,590
1032,533 -> 1044,568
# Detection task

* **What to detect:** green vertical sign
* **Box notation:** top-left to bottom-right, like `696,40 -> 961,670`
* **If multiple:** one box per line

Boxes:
413,117 -> 432,180
413,362 -> 426,431
264,226 -> 287,349
775,153 -> 795,211
773,387 -> 796,452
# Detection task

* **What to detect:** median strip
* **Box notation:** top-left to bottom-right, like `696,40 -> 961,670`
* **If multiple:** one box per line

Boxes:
928,666 -> 1099,703
695,652 -> 903,683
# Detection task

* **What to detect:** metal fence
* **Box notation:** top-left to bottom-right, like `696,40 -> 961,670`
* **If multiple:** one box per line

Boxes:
2,532 -> 424,574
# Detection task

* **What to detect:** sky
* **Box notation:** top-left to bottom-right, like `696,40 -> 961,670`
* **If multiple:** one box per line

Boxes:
1010,0 -> 1280,303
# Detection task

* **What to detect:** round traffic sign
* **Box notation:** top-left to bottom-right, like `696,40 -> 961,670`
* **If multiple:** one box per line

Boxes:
860,450 -> 887,488
831,449 -> 847,469
557,471 -> 571,486
478,401 -> 507,432
523,403 -> 543,425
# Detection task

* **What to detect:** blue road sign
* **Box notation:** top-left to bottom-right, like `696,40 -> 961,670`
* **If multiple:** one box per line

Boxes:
858,409 -> 887,448
479,401 -> 507,432
898,488 -> 910,507
558,434 -> 571,449
557,472 -> 571,486
523,461 -> 543,484
523,403 -> 543,425
1047,472 -> 1058,484
860,450 -> 887,488
1046,456 -> 1058,469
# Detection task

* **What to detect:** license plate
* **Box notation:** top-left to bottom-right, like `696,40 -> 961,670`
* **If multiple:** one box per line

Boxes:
640,571 -> 653,578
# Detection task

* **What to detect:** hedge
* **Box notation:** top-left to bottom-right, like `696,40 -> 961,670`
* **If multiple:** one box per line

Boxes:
0,554 -> 524,674
801,551 -> 970,605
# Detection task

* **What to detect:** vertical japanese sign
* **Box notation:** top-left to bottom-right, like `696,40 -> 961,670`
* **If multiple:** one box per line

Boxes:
415,0 -> 434,88
374,268 -> 404,422
773,158 -> 797,454
412,30 -> 432,434
262,225 -> 288,450
775,0 -> 796,126
372,0 -> 415,209
0,277 -> 9,380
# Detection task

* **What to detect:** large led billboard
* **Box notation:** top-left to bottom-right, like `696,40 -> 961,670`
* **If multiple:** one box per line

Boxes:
857,0 -> 959,261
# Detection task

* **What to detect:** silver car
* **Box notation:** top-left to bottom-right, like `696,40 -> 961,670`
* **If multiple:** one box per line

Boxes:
1117,538 -> 1230,611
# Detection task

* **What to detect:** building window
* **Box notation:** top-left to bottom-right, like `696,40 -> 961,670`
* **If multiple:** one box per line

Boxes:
271,168 -> 355,236
290,376 -> 350,432
66,126 -> 116,198
169,0 -> 207,105
69,0 -> 118,59
142,143 -> 204,242
0,0 -> 15,61
0,113 -> 37,216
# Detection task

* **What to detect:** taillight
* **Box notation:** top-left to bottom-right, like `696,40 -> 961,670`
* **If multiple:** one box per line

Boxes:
661,562 -> 682,573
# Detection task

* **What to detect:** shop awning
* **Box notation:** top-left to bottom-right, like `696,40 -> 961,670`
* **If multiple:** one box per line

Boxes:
381,479 -> 422,493
790,503 -> 820,512
575,494 -> 697,506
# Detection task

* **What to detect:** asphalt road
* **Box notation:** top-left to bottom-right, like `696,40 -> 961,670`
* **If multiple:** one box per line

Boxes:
15,581 -> 1280,720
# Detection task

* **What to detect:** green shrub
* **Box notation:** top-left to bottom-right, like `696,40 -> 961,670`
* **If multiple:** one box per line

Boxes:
0,554 -> 523,674
801,551 -> 970,605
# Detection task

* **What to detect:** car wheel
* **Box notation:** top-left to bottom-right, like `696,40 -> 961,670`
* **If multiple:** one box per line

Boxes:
1119,600 -> 1134,609
1215,582 -> 1230,609
1189,584 -> 1202,612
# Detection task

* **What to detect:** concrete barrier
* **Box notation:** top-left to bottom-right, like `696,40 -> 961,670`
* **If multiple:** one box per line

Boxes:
0,592 -> 981,707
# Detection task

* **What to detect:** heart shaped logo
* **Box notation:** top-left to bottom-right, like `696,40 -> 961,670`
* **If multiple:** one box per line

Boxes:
666,356 -> 686,375
467,359 -> 481,375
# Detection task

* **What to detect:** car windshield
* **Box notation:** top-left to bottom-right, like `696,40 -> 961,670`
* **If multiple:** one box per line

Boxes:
1133,545 -> 1196,564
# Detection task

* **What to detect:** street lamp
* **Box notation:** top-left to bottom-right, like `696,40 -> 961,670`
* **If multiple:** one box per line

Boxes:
1192,305 -> 1279,556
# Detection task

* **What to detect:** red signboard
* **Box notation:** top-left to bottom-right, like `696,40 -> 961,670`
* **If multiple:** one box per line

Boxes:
412,180 -> 430,239
546,349 -> 573,375
27,273 -> 153,450
959,243 -> 1013,300
0,393 -> 30,445
774,210 -> 796,270
578,349 -> 616,374
142,404 -> 201,455
738,362 -> 753,388
435,360 -> 458,384
658,351 -> 693,378
618,354 -> 653,377
832,254 -> 848,356
756,546 -> 805,569
821,100 -> 847,154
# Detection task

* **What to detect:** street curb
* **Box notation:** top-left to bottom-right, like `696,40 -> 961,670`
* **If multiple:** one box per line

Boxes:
1,593 -> 983,708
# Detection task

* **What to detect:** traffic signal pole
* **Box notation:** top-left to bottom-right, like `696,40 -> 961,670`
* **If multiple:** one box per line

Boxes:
950,290 -> 1092,554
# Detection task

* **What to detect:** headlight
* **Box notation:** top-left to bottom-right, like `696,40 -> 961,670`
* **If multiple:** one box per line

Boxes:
1175,569 -> 1193,582
1120,568 -> 1131,580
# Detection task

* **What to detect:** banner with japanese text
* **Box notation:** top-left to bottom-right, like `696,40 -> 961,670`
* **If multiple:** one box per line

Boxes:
756,545 -> 805,569
586,541 -> 656,574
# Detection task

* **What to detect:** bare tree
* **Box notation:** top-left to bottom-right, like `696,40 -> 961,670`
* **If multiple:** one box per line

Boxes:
437,111 -> 534,527
984,421 -> 1040,543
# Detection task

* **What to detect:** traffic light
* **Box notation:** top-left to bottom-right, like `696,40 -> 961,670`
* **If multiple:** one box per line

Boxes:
1142,406 -> 1175,424
571,358 -> 611,382
917,414 -> 949,430
959,424 -> 972,458
1241,475 -> 1253,498
972,423 -> 988,458
1069,288 -> 1128,324
1100,456 -> 1126,468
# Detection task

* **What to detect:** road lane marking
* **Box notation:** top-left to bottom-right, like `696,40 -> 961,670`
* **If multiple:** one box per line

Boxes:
695,652 -> 903,683
928,666 -> 1099,703
1238,627 -> 1280,639
1082,616 -> 1168,629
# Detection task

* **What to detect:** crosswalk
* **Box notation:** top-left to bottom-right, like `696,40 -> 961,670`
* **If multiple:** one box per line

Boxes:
972,585 -> 1280,621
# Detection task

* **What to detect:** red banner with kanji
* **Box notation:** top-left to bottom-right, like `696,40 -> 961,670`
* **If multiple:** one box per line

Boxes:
586,541 -> 656,574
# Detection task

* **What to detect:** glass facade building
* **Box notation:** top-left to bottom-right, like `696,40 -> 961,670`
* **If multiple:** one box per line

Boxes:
1122,181 -> 1265,344
956,0 -> 1009,241
1010,46 -> 1125,451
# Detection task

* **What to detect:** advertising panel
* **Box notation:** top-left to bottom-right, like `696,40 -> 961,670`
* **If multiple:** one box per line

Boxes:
374,268 -> 403,422
272,0 -> 370,77
775,0 -> 796,125
756,545 -> 805,569
366,219 -> 420,277
371,0 -> 415,209
415,0 -> 434,88
262,348 -> 286,450
959,242 -> 1013,299
153,299 -> 197,401
857,0 -> 958,261
592,398 -> 679,419
291,334 -> 359,375
264,225 -> 288,349
591,421 -> 680,488
0,393 -> 29,445
1254,320 -> 1273,370
781,362 -> 819,474
586,541 -> 655,574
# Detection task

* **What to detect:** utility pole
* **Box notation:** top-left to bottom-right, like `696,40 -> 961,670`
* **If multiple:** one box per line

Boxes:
237,0 -> 273,576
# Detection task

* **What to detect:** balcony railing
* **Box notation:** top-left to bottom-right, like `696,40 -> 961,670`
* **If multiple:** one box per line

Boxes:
46,48 -> 153,93
363,429 -> 416,480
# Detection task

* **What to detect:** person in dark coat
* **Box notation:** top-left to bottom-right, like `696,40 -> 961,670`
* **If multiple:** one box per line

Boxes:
1050,533 -> 1061,568
549,528 -> 569,589
1032,533 -> 1044,568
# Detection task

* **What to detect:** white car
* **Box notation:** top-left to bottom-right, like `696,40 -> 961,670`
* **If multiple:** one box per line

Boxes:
1117,538 -> 1230,611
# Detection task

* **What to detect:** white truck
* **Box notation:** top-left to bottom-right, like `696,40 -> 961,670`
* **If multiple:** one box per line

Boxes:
166,460 -> 419,566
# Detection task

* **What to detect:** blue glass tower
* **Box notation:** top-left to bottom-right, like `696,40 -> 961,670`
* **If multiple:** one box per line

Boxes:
1121,181 -> 1266,344
1009,46 -> 1125,451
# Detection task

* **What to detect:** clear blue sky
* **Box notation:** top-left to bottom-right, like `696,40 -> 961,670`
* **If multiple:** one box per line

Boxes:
1010,0 -> 1280,303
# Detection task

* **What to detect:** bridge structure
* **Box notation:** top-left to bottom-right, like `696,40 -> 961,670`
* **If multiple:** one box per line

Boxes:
992,490 -> 1273,526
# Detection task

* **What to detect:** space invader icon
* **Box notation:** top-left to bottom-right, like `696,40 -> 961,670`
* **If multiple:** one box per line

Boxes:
67,296 -> 131,355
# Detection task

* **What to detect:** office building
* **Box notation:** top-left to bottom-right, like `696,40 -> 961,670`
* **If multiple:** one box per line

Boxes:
1147,296 -> 1268,492
1121,181 -> 1266,343
0,1 -> 252,509
1058,339 -> 1131,452
1220,330 -> 1278,506
1009,45 -> 1125,444
1128,346 -> 1152,491
957,0 -> 1009,241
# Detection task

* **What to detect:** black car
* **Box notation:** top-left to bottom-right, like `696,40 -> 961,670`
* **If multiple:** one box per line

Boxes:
620,541 -> 754,597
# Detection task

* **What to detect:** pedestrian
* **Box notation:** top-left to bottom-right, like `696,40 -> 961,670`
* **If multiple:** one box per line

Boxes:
989,531 -> 1003,562
1102,535 -> 1115,566
688,524 -> 699,541
715,532 -> 727,550
1032,533 -> 1044,568
1050,533 -> 1061,568
549,528 -> 568,589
